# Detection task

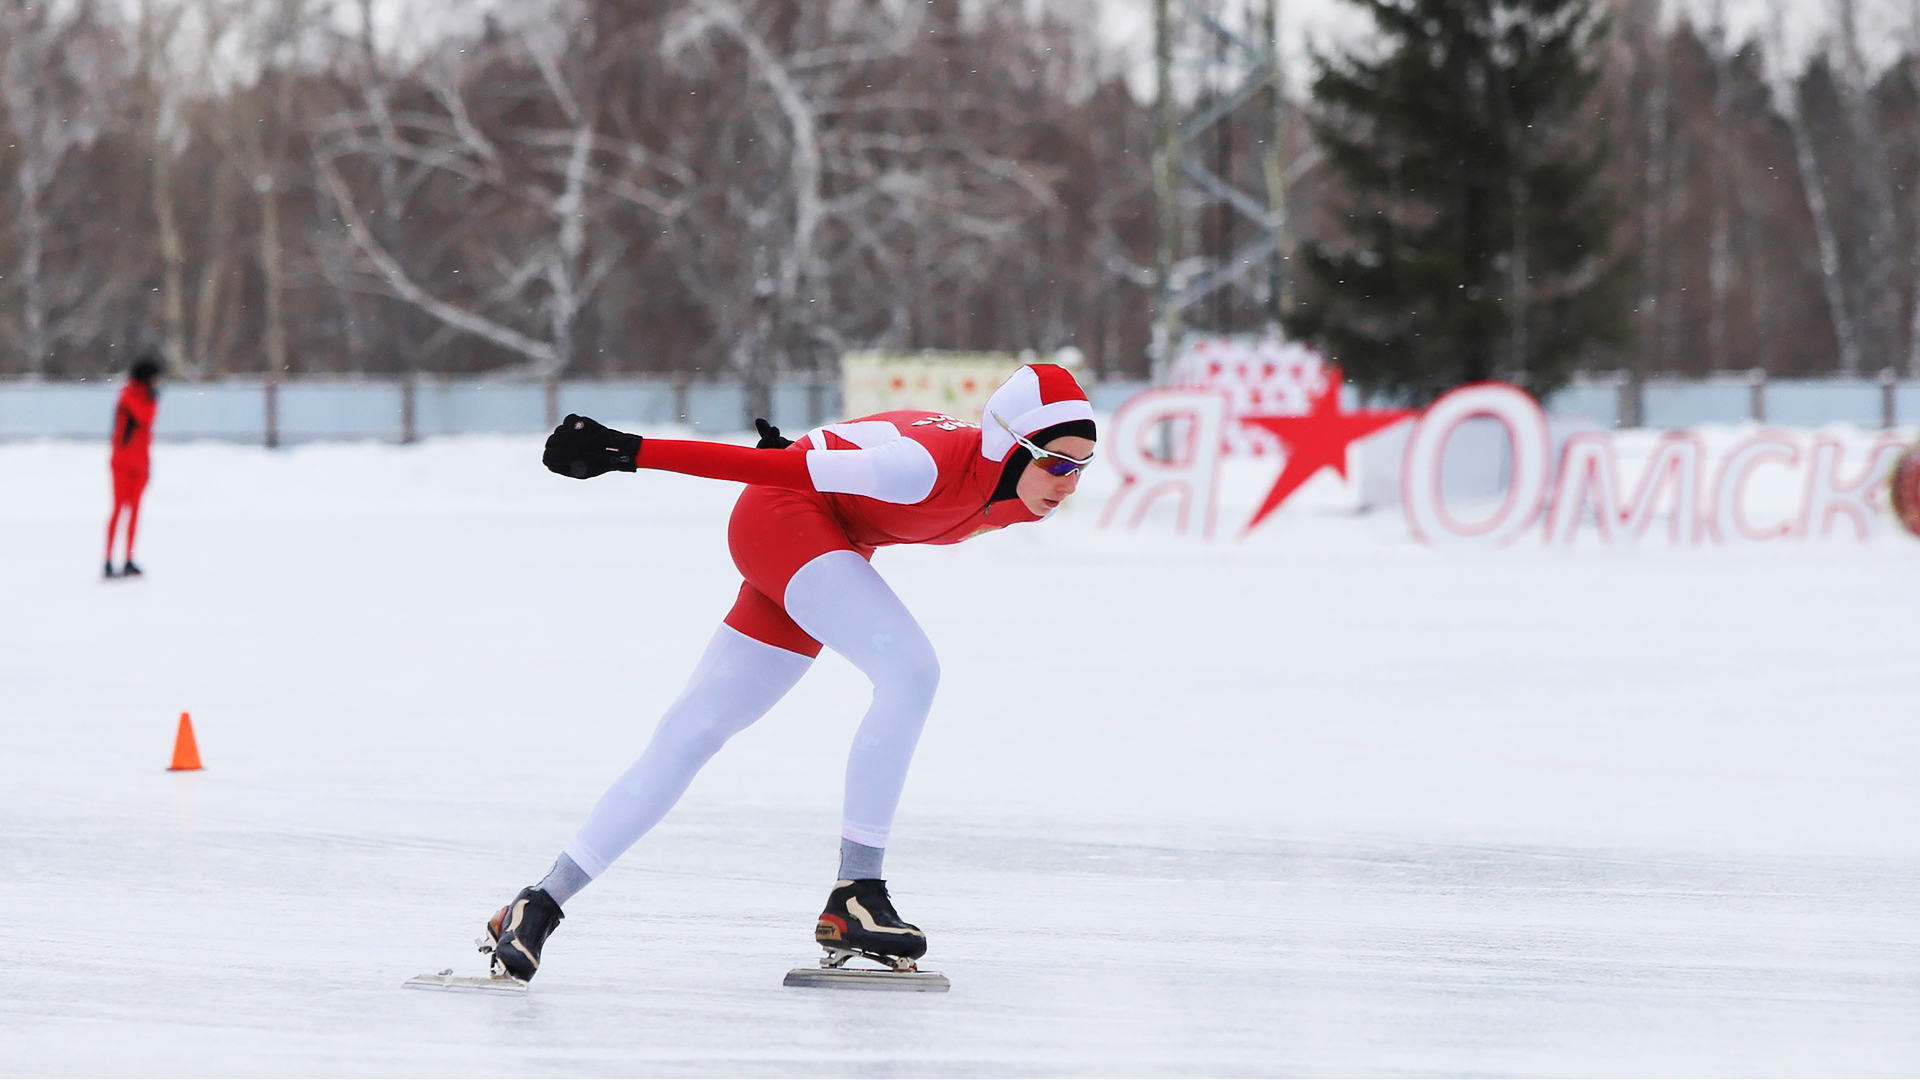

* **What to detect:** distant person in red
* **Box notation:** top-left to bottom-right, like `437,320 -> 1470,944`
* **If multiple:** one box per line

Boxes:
104,356 -> 162,579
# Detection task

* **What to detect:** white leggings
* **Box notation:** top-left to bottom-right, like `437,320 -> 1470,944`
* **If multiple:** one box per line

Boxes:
562,550 -> 939,878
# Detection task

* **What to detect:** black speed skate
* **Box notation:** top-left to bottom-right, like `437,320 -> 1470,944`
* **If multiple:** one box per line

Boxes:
479,886 -> 563,982
814,879 -> 927,971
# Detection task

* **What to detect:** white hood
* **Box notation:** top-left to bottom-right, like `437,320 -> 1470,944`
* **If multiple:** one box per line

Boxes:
978,363 -> 1094,462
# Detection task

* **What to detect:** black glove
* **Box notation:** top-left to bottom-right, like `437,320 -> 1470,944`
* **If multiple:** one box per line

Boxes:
543,414 -> 642,479
754,418 -> 793,450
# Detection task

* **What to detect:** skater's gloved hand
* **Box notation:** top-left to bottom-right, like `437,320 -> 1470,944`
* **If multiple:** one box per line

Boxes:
543,414 -> 642,479
753,418 -> 793,450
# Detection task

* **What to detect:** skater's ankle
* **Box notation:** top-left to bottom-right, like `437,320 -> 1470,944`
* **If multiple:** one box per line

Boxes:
837,838 -> 884,880
535,852 -> 593,907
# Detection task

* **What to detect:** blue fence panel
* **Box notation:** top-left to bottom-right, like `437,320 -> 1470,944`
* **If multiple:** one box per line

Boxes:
278,383 -> 403,441
1088,381 -> 1149,413
766,380 -> 810,433
1547,381 -> 1619,426
0,382 -> 118,437
1898,382 -> 1920,427
558,381 -> 676,428
8,375 -> 1904,442
1644,379 -> 1751,427
1767,378 -> 1881,427
159,382 -> 269,439
415,382 -> 546,435
768,378 -> 843,433
682,384 -> 746,433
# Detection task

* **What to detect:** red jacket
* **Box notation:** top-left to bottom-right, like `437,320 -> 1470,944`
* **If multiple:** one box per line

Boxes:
110,381 -> 157,469
639,410 -> 1043,547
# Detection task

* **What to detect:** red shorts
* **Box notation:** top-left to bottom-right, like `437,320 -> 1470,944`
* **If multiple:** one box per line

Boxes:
724,487 -> 873,658
111,461 -> 148,505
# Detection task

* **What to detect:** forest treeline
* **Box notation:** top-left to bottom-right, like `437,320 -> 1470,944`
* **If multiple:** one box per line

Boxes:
0,0 -> 1915,395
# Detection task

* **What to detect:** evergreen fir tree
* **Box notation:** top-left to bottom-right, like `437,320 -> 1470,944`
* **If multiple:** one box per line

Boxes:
1286,0 -> 1629,403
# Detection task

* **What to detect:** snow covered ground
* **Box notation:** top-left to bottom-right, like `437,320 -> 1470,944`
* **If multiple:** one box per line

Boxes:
2,432 -> 1916,1076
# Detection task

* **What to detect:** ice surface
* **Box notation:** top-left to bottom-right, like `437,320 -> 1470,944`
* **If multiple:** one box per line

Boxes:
2,433 -> 1916,1076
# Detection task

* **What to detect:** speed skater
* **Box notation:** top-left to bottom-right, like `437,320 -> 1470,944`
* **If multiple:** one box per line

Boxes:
104,356 -> 162,579
480,363 -> 1098,982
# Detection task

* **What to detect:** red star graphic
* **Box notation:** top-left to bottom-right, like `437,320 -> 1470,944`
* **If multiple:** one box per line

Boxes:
1240,366 -> 1415,533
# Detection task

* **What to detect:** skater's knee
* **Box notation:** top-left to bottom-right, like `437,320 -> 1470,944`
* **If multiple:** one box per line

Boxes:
871,640 -> 939,707
904,647 -> 940,697
649,710 -> 737,762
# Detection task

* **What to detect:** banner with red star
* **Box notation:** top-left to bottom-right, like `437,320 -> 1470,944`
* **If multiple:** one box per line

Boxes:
1238,367 -> 1416,533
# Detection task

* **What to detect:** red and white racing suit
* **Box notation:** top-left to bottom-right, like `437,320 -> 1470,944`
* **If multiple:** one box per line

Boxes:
562,411 -> 1045,877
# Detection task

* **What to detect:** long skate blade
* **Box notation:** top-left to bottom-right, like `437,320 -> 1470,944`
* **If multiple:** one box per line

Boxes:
784,966 -> 949,992
404,969 -> 528,995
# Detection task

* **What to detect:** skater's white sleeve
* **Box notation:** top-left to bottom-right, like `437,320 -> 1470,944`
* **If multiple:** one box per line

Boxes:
803,422 -> 939,504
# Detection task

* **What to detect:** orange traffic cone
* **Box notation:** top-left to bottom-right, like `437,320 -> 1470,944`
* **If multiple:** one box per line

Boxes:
168,712 -> 203,771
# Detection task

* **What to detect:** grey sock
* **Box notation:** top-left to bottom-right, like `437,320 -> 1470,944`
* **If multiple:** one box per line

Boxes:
838,838 -> 885,880
535,852 -> 593,908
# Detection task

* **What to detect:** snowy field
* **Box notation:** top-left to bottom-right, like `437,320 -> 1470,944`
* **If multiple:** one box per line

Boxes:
2,430 -> 1917,1077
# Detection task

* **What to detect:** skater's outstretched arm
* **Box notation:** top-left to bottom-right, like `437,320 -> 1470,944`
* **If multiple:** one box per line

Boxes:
543,414 -> 938,504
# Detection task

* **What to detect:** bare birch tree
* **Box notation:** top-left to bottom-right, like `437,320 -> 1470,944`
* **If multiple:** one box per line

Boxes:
1903,0 -> 1920,375
0,0 -> 115,376
1704,0 -> 1736,373
0,0 -> 1157,380
1768,0 -> 1861,375
319,13 -> 678,379
1623,0 -> 1675,374
1828,0 -> 1902,373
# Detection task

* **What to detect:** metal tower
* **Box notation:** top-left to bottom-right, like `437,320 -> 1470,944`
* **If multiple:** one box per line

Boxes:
1152,0 -> 1293,380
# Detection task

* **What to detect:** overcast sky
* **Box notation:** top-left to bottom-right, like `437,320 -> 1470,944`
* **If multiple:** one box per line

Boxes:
362,0 -> 1909,95
1093,0 -> 1911,95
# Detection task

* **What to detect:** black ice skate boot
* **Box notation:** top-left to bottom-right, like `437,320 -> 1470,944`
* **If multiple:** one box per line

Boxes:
121,561 -> 142,577
815,879 -> 927,970
479,886 -> 564,982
